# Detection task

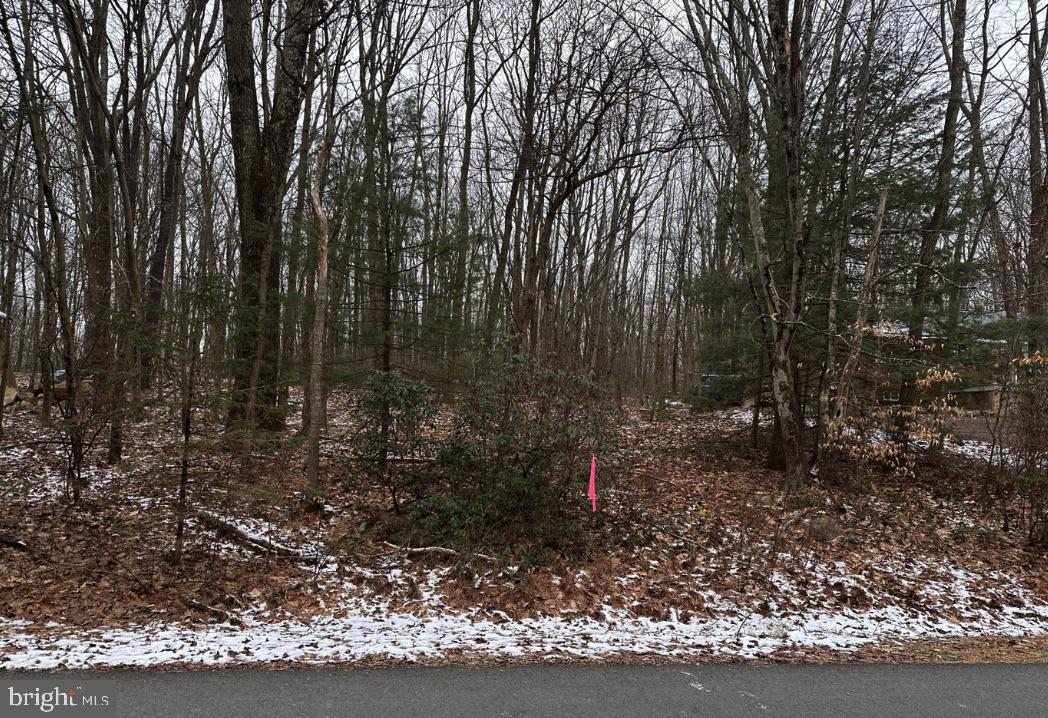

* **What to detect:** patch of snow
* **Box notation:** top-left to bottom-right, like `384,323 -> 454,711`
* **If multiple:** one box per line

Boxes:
866,320 -> 910,339
3,597 -> 1047,669
3,555 -> 1048,669
715,408 -> 771,426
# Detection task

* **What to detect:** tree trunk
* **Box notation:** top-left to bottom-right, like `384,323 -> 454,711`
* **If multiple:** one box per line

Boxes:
222,0 -> 319,434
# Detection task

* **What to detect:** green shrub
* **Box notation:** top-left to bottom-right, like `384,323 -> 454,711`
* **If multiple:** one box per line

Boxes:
398,357 -> 619,565
349,370 -> 437,514
689,373 -> 746,409
1009,354 -> 1048,544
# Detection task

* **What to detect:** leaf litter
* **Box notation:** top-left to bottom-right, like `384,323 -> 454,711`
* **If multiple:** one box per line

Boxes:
2,398 -> 1048,668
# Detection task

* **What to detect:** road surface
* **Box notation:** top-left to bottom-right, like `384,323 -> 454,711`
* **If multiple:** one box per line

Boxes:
4,663 -> 1047,717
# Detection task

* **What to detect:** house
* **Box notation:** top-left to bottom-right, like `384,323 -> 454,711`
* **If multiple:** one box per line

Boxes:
952,384 -> 1002,413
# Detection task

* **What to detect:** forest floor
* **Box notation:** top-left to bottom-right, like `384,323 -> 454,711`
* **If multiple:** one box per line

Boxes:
1,386 -> 1048,669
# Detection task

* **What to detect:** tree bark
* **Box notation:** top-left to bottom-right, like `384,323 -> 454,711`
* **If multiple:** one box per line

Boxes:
223,0 -> 320,433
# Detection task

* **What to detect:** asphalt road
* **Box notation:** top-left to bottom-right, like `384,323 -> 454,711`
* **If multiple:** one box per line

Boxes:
4,663 -> 1048,717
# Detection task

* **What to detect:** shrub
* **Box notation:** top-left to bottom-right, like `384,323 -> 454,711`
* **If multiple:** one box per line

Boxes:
399,357 -> 619,565
689,373 -> 746,410
820,366 -> 961,485
1008,353 -> 1048,544
349,370 -> 437,514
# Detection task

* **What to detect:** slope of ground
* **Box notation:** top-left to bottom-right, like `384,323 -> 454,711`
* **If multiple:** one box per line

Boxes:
1,391 -> 1047,669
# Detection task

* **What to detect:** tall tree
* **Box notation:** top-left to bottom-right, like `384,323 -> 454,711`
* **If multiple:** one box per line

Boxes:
223,0 -> 322,432
1028,0 -> 1048,352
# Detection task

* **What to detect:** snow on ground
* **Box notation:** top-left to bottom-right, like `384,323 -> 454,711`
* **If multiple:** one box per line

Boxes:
716,407 -> 766,425
3,586 -> 1047,669
3,534 -> 1048,669
713,407 -> 1010,464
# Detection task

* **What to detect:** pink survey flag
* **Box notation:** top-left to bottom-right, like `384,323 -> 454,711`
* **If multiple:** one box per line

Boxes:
588,454 -> 597,512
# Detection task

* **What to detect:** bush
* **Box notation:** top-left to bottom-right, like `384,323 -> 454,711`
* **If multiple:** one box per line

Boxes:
688,373 -> 746,410
349,370 -> 437,514
1008,353 -> 1048,544
820,366 -> 961,485
398,357 -> 619,565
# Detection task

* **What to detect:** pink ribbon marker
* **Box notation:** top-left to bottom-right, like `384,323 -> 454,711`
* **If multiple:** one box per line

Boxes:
588,454 -> 597,512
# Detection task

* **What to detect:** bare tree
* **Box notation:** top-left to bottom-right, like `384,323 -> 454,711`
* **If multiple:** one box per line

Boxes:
223,0 -> 323,433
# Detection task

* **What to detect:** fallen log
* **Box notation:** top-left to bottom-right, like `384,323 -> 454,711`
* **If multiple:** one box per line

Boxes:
381,540 -> 496,563
189,510 -> 304,558
183,597 -> 242,625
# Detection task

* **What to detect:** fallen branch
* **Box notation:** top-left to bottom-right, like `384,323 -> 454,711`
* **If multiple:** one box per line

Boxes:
0,534 -> 28,551
109,552 -> 156,594
381,540 -> 496,563
328,451 -> 436,464
221,590 -> 245,609
632,470 -> 692,493
189,510 -> 304,558
652,524 -> 701,547
184,597 -> 242,625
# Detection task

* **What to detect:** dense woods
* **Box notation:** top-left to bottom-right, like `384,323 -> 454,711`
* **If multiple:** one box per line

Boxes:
10,1 -> 1048,675
0,0 -> 1045,522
